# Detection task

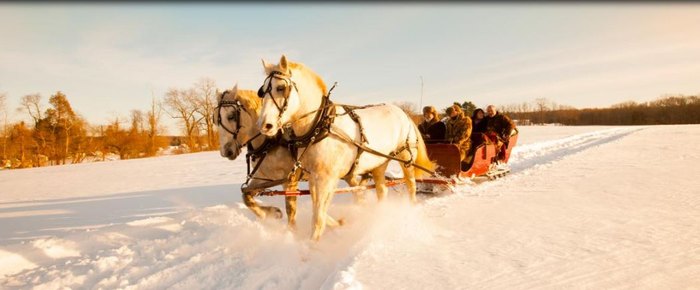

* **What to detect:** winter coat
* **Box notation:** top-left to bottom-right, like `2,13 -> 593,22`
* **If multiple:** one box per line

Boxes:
486,112 -> 515,140
472,118 -> 488,134
418,118 -> 446,141
445,112 -> 472,161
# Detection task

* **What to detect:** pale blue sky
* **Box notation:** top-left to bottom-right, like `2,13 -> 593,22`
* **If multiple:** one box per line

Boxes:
1,3 -> 699,133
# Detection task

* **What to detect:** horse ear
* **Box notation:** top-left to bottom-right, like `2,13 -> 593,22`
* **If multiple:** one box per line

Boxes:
232,83 -> 238,93
279,54 -> 288,71
262,59 -> 273,74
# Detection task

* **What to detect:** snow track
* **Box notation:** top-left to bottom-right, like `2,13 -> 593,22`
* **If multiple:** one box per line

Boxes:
3,126 -> 698,289
508,127 -> 639,174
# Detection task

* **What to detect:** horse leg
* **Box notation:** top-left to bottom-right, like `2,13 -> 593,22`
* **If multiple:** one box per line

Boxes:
283,180 -> 298,230
242,190 -> 283,220
325,214 -> 345,227
371,162 -> 390,202
343,175 -> 367,204
310,175 -> 337,241
398,151 -> 418,204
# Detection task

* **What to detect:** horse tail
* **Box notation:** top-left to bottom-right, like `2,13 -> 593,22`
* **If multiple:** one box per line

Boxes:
411,122 -> 434,178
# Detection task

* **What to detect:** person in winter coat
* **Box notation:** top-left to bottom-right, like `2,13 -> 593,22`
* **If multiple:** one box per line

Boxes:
445,104 -> 472,165
485,105 -> 516,160
470,108 -> 488,149
418,106 -> 446,142
485,105 -> 515,141
471,108 -> 487,134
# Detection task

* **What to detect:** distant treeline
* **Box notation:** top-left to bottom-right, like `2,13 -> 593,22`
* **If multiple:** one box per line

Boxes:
502,95 -> 700,125
0,78 -> 222,169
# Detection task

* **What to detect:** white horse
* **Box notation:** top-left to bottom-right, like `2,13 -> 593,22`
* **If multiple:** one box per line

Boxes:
215,86 -> 364,229
257,55 -> 434,241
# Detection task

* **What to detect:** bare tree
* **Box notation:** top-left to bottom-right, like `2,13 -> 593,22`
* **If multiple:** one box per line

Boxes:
193,78 -> 218,150
535,98 -> 549,124
19,94 -> 43,125
19,93 -> 51,163
128,110 -> 146,158
146,97 -> 163,156
394,101 -> 418,116
164,88 -> 201,151
130,110 -> 145,133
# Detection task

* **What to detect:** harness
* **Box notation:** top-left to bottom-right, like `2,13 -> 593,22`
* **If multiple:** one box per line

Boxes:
250,70 -> 435,194
216,92 -> 285,193
240,132 -> 291,194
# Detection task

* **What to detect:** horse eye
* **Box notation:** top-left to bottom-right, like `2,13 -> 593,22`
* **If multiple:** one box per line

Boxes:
227,113 -> 236,121
276,85 -> 286,92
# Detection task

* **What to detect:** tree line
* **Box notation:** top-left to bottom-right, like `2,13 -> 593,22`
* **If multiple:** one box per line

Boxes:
501,95 -> 700,125
3,85 -> 698,169
396,94 -> 700,126
0,78 -> 222,169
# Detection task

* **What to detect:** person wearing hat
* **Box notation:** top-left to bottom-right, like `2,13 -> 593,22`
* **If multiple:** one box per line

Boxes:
418,106 -> 446,142
445,104 -> 473,167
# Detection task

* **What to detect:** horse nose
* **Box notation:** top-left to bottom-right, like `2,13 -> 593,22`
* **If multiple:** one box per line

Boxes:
224,148 -> 234,157
264,123 -> 273,130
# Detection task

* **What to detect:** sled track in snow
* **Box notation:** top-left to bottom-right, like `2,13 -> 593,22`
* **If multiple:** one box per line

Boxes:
508,127 -> 640,174
419,126 -> 641,198
0,127 -> 642,290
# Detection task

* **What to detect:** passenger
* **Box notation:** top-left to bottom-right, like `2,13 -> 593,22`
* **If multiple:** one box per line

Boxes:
470,108 -> 488,149
418,106 -> 446,142
485,105 -> 516,159
485,105 -> 515,141
471,108 -> 487,134
444,104 -> 473,167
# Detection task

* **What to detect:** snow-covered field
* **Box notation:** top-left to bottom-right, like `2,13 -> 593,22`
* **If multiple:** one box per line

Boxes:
1,125 -> 698,289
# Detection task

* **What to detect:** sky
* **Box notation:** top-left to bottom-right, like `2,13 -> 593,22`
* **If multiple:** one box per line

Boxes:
1,3 -> 700,134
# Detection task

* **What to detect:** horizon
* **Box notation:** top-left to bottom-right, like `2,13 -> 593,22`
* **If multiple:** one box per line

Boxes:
1,3 -> 700,134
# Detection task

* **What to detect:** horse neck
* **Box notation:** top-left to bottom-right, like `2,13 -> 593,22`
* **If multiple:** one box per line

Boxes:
290,73 -> 325,136
243,105 -> 267,150
246,126 -> 267,150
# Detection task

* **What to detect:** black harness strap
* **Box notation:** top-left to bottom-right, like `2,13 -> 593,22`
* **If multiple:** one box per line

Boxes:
328,125 -> 435,175
241,131 -> 292,194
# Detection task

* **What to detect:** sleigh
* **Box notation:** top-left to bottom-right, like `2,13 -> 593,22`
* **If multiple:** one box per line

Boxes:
414,128 -> 519,194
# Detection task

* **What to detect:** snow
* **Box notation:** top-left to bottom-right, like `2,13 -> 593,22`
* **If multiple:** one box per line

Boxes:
1,125 -> 699,289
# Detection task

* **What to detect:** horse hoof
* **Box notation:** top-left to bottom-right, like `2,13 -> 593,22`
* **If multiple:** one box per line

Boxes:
272,208 -> 283,219
263,207 -> 284,219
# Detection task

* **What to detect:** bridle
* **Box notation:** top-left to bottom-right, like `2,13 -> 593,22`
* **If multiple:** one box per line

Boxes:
215,91 -> 261,150
257,70 -> 298,120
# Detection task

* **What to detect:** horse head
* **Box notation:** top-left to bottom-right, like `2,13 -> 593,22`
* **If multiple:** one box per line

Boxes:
215,84 -> 261,160
257,54 -> 326,136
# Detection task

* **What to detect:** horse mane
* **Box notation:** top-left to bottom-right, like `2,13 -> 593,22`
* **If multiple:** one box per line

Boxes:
272,61 -> 327,94
235,89 -> 262,113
